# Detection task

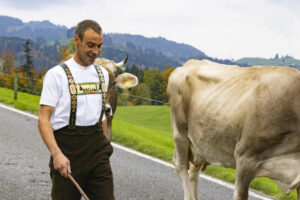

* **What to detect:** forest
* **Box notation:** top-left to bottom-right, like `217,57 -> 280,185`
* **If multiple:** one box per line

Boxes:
0,39 -> 174,105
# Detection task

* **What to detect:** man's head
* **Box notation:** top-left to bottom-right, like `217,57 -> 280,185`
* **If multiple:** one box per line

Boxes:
74,20 -> 103,66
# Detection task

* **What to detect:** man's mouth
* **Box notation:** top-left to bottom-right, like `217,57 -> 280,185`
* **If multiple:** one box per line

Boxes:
88,55 -> 96,62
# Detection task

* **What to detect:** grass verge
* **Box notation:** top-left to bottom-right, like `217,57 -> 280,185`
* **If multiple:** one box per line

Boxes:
0,87 -> 40,114
0,87 -> 297,199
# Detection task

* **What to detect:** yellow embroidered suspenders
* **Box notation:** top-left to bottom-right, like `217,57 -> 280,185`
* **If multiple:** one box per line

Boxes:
60,63 -> 107,129
93,64 -> 107,125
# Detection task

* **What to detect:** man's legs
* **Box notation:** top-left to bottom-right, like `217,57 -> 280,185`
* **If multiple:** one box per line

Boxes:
84,160 -> 114,200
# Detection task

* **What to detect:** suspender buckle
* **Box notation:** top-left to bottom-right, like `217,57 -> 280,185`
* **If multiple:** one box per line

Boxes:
68,124 -> 76,129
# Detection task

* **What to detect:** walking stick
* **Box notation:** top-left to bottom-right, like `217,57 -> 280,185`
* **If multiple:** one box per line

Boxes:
68,173 -> 90,200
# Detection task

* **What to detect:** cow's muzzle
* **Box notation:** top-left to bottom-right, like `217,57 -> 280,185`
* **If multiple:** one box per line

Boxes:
105,104 -> 113,119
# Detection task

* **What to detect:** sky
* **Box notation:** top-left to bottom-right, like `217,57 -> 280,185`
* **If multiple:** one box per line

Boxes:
0,0 -> 299,60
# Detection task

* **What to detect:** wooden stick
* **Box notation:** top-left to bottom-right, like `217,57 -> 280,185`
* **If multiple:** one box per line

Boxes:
68,173 -> 90,200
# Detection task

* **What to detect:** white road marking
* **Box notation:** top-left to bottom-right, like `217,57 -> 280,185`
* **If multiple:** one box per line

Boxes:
0,102 -> 274,200
112,143 -> 273,200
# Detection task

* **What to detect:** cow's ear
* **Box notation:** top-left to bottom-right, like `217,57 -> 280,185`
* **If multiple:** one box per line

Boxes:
116,73 -> 138,89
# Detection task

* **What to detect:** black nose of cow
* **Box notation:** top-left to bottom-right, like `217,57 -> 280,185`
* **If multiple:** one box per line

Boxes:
105,104 -> 113,119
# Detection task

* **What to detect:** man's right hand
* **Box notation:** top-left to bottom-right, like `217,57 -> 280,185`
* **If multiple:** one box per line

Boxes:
52,152 -> 71,178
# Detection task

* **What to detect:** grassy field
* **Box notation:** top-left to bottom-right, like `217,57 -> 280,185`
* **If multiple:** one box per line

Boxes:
0,87 -> 40,115
0,87 -> 297,199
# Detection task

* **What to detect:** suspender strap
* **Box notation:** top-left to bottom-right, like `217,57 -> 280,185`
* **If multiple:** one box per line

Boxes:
60,63 -> 77,129
93,64 -> 107,126
59,63 -> 107,129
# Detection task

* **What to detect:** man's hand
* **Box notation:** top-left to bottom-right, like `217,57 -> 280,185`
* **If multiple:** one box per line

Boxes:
52,152 -> 71,178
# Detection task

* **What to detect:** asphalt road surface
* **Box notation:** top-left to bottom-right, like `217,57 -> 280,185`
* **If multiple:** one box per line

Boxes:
0,103 -> 273,200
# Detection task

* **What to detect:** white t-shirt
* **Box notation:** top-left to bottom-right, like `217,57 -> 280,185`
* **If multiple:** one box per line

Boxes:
40,57 -> 109,131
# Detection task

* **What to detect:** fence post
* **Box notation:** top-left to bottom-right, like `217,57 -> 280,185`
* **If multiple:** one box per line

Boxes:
14,71 -> 18,100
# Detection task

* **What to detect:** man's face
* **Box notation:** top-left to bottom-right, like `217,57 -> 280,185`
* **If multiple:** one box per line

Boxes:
74,28 -> 103,66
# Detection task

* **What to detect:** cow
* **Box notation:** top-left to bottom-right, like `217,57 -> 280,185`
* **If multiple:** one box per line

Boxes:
167,59 -> 300,200
95,55 -> 138,141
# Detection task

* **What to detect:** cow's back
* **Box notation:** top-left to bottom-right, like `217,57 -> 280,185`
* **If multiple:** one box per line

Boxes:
168,59 -> 247,133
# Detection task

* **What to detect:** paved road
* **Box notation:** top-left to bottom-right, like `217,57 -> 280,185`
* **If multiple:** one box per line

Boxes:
0,104 -> 273,200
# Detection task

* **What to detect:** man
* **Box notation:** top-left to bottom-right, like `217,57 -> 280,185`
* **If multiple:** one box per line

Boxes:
38,19 -> 114,200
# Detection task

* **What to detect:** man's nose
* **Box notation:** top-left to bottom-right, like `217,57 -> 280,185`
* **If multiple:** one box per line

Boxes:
92,47 -> 100,55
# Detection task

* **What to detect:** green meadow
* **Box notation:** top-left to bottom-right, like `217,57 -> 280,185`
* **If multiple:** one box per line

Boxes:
0,87 -> 297,200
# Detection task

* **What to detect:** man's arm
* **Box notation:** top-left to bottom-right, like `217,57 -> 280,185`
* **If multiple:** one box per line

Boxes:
38,105 -> 71,178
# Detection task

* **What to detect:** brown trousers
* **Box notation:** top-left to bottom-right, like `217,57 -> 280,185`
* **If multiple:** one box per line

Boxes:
49,124 -> 114,200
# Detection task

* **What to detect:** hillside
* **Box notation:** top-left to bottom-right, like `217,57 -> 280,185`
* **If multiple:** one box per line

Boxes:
235,56 -> 300,70
1,15 -> 300,71
0,36 -> 184,71
64,28 -> 208,69
0,15 -> 67,42
0,15 -> 208,70
106,33 -> 206,63
0,37 -> 59,72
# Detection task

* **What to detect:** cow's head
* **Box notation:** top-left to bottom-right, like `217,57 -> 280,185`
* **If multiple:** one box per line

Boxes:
95,55 -> 138,141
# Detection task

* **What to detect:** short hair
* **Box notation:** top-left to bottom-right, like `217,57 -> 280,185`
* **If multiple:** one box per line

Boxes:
75,19 -> 102,40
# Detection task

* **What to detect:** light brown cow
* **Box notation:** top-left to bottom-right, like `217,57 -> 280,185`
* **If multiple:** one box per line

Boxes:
167,59 -> 300,200
95,55 -> 138,141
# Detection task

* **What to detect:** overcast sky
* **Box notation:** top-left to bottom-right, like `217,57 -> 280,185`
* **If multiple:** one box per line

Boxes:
0,0 -> 299,60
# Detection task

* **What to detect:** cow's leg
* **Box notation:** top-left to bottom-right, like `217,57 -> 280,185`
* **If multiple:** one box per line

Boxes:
172,120 -> 195,200
233,159 -> 255,200
189,163 -> 201,200
297,187 -> 300,200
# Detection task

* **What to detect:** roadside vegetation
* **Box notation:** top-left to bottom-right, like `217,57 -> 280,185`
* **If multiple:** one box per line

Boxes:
0,87 -> 297,200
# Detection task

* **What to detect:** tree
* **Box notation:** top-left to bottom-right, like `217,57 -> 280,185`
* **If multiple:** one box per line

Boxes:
161,66 -> 175,102
21,39 -> 40,94
1,46 -> 16,74
126,64 -> 144,83
59,39 -> 76,62
21,39 -> 34,78
135,83 -> 151,105
35,36 -> 47,46
59,46 -> 71,62
0,58 -> 4,72
69,39 -> 76,54
143,68 -> 164,104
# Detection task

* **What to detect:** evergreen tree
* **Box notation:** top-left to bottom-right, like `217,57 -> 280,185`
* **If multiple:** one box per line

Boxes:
21,39 -> 36,93
21,39 -> 34,78
126,64 -> 144,83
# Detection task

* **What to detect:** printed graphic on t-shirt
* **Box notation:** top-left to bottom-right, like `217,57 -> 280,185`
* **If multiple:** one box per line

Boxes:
76,82 -> 103,95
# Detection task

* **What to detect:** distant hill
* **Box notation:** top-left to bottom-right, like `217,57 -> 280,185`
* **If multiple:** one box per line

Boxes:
1,15 -> 299,71
0,15 -> 209,70
0,16 -> 67,42
0,35 -> 187,71
63,28 -> 208,69
235,56 -> 300,70
106,33 -> 206,63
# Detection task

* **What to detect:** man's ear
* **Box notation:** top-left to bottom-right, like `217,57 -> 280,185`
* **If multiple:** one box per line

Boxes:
74,34 -> 80,44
